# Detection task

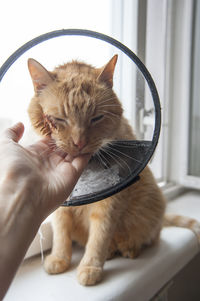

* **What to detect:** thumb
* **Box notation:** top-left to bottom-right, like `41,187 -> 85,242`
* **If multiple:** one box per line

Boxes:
52,154 -> 91,199
3,122 -> 25,143
71,154 -> 91,176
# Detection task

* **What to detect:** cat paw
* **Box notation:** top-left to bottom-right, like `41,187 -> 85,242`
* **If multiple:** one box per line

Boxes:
44,254 -> 70,274
77,265 -> 103,286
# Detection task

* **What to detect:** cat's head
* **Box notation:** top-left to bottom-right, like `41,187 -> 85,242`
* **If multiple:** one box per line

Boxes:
27,55 -> 123,156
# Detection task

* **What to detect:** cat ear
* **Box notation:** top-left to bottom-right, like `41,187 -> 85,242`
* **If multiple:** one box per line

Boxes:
97,55 -> 118,88
28,58 -> 53,92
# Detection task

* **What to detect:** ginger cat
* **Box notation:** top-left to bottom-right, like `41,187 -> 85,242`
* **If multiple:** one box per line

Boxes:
27,55 -> 199,286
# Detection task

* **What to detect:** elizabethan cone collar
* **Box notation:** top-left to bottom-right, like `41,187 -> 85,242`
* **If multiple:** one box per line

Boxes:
0,29 -> 161,206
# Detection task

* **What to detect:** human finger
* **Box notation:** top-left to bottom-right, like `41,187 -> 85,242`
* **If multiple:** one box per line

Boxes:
3,122 -> 25,143
71,154 -> 91,175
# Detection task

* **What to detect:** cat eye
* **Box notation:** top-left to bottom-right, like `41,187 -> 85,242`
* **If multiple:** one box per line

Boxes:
91,115 -> 104,124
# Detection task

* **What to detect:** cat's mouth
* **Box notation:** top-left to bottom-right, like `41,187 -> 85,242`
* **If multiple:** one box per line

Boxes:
49,138 -> 92,161
54,148 -> 92,163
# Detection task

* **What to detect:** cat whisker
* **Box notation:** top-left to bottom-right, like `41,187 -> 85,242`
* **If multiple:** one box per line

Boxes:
98,96 -> 116,103
98,97 -> 119,106
96,150 -> 111,168
96,94 -> 118,105
110,141 -> 137,148
100,148 -> 125,171
101,147 -> 132,175
101,146 -> 125,169
95,151 -> 108,168
99,104 -> 122,108
110,141 -> 148,151
106,144 -> 142,164
96,87 -> 111,98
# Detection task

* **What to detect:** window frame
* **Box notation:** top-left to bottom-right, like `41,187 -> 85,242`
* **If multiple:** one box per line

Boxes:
180,0 -> 200,188
165,0 -> 199,188
144,0 -> 169,182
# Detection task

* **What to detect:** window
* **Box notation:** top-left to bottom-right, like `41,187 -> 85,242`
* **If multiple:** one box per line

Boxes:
164,0 -> 200,189
189,1 -> 200,179
118,0 -> 200,189
182,0 -> 200,187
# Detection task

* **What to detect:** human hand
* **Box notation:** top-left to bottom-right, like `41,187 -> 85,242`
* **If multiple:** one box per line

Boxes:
0,122 -> 90,223
0,122 -> 90,298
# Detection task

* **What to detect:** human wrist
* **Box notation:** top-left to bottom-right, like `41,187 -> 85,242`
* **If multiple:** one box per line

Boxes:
0,186 -> 41,300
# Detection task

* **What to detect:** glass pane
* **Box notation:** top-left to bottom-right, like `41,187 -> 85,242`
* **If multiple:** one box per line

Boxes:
189,0 -> 200,177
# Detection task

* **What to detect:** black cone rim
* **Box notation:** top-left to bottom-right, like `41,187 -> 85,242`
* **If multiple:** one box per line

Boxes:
0,29 -> 161,206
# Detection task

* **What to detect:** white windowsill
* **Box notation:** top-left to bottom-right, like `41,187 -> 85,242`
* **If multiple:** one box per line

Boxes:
4,190 -> 200,301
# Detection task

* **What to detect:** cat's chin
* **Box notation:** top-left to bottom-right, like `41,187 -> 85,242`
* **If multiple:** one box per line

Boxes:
64,151 -> 93,162
54,144 -> 92,160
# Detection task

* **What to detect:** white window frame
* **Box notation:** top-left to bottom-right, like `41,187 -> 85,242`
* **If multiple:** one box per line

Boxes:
145,0 -> 169,182
164,0 -> 199,188
179,0 -> 200,188
111,0 -> 138,125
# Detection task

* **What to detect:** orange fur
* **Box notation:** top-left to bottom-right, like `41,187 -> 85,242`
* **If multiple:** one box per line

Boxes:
27,56 -> 199,286
164,214 -> 200,241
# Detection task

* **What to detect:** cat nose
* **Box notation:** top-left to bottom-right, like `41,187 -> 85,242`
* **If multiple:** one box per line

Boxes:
72,139 -> 87,151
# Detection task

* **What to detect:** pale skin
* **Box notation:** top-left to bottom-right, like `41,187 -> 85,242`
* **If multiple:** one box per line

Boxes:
0,122 -> 90,300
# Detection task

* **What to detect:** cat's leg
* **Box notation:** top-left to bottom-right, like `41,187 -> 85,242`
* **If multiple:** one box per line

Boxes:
44,207 -> 73,274
77,207 -> 117,286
